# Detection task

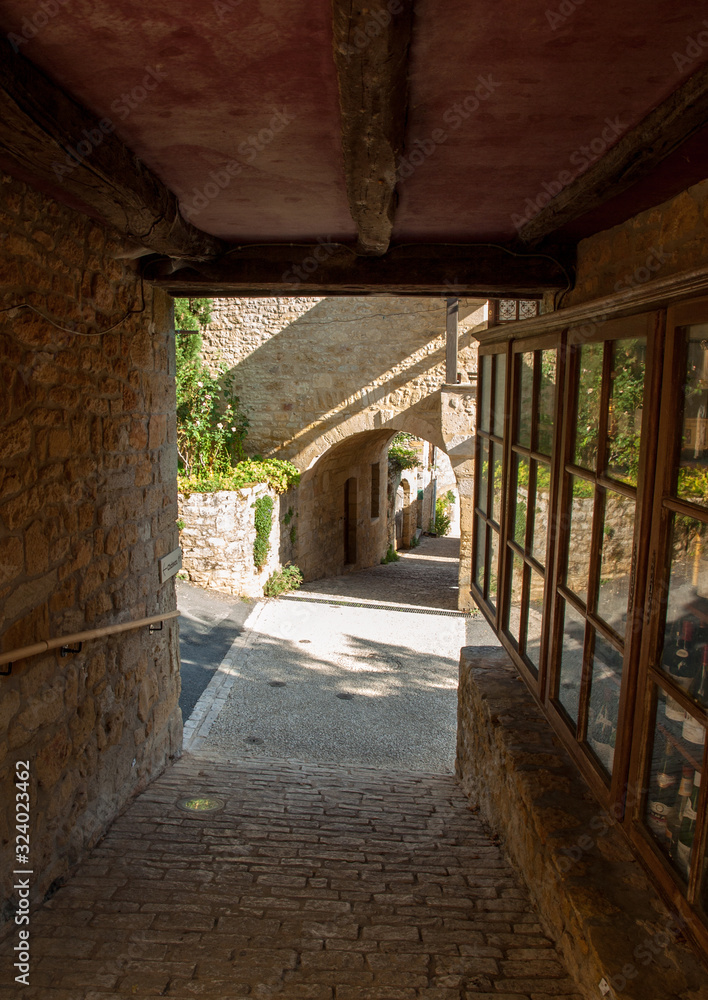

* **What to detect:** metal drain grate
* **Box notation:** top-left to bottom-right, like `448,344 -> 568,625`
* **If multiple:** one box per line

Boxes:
282,596 -> 472,618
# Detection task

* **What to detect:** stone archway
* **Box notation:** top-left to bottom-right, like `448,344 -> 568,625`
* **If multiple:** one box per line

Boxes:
293,387 -> 476,610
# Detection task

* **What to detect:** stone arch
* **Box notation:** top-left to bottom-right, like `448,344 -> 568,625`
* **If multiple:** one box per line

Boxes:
294,391 -> 476,611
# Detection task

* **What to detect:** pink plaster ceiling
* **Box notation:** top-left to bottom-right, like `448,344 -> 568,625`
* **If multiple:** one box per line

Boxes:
0,0 -> 706,245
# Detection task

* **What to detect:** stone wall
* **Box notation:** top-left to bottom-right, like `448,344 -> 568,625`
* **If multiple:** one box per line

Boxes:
198,297 -> 482,598
201,296 -> 482,467
297,431 -> 391,580
567,178 -> 708,307
0,176 -> 181,937
456,647 -> 707,1000
178,485 -> 297,597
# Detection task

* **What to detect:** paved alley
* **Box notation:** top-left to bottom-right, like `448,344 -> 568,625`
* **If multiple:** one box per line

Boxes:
0,753 -> 584,1000
0,537 -> 585,999
186,534 -> 492,772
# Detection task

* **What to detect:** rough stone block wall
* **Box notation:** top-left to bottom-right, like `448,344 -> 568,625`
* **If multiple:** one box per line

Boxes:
456,647 -> 707,1000
567,178 -> 708,306
0,176 -> 182,937
297,432 -> 391,581
178,484 -> 297,597
201,296 -> 481,465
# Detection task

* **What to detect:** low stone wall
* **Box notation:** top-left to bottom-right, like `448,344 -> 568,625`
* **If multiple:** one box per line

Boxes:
178,485 -> 297,597
456,646 -> 707,1000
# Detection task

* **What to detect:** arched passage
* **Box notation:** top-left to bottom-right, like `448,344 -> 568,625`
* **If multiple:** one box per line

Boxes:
292,402 -> 476,611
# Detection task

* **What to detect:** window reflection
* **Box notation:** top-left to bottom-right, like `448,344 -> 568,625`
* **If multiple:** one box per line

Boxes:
586,633 -> 623,776
565,475 -> 594,605
558,600 -> 586,725
677,325 -> 708,506
517,353 -> 533,448
538,350 -> 556,455
596,492 -> 635,638
606,339 -> 645,486
573,342 -> 603,470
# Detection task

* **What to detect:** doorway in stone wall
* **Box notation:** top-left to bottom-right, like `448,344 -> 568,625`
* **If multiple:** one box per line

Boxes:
344,476 -> 357,564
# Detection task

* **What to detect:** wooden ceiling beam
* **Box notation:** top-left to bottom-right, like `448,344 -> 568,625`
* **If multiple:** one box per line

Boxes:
0,38 -> 224,261
145,242 -> 574,296
331,0 -> 414,256
517,63 -> 708,245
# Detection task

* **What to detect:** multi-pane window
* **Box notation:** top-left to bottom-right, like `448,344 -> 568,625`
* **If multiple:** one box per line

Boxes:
472,299 -> 708,952
503,345 -> 557,680
473,351 -> 506,614
552,326 -> 648,784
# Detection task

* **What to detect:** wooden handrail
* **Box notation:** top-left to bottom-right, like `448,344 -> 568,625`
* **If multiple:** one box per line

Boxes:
0,611 -> 180,668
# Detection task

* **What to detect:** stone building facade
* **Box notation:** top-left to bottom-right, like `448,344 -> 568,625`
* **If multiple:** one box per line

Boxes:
0,176 -> 181,930
197,297 -> 483,602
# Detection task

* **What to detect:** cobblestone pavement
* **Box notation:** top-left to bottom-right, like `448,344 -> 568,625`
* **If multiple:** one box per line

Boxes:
190,535 -> 497,772
0,752 -> 585,1000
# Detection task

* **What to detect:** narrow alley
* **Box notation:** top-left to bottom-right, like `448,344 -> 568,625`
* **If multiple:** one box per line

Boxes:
0,539 -> 587,999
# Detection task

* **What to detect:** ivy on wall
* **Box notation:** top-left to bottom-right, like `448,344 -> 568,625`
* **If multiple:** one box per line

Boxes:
252,495 -> 274,569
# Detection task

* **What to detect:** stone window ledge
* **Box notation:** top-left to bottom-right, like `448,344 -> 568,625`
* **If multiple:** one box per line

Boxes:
456,646 -> 707,1000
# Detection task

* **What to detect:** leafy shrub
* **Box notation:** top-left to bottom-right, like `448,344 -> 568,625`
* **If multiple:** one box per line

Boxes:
430,490 -> 456,536
252,495 -> 274,569
381,544 -> 400,564
388,432 -> 419,473
178,459 -> 300,496
263,564 -> 303,597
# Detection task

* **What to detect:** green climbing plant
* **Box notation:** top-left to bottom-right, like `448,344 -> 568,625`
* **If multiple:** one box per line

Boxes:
252,495 -> 274,569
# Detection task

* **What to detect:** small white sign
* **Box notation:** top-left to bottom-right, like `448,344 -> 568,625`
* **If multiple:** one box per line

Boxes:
159,547 -> 182,583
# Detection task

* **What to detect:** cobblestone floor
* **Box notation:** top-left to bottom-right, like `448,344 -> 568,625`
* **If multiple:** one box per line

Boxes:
0,752 -> 585,1000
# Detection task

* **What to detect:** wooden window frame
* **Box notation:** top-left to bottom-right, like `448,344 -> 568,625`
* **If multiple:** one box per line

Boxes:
472,292 -> 708,958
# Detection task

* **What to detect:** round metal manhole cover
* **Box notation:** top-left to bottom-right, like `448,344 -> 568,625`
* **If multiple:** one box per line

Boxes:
336,692 -> 354,700
176,796 -> 226,814
269,681 -> 287,688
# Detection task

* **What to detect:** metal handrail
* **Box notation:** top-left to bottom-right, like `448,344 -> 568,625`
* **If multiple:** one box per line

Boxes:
0,610 -> 180,670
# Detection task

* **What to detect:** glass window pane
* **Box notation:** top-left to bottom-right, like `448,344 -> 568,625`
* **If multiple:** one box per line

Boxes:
477,439 -> 489,515
491,441 -> 503,524
677,325 -> 708,506
558,599 -> 586,726
573,342 -> 603,470
517,353 -> 534,448
480,355 -> 492,433
532,461 -> 551,566
660,515 -> 708,713
493,354 -> 506,437
586,632 -> 623,776
538,349 -> 556,455
507,552 -> 525,648
643,686 -> 703,883
474,517 -> 486,592
489,529 -> 500,610
565,475 -> 594,605
526,569 -> 544,676
605,338 -> 645,486
596,491 -> 635,638
513,454 -> 530,547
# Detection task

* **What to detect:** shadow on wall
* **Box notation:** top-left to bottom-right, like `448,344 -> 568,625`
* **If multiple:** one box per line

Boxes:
208,296 -> 481,463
